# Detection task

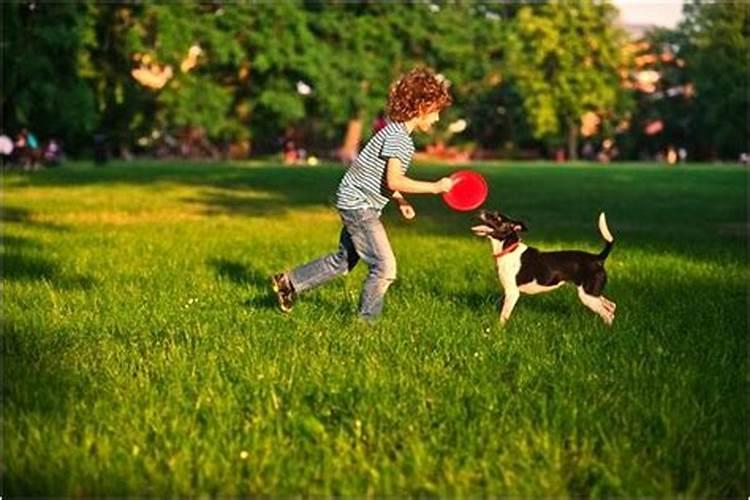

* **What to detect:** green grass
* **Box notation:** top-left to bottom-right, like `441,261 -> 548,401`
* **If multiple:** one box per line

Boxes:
2,160 -> 747,496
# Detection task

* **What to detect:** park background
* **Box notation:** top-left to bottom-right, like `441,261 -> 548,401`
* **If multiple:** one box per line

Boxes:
2,0 -> 748,164
2,0 -> 748,497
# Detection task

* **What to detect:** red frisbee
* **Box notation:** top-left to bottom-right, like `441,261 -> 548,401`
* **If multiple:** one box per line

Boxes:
442,170 -> 488,211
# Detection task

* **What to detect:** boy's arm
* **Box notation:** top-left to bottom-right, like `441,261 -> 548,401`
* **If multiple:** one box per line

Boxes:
386,158 -> 452,194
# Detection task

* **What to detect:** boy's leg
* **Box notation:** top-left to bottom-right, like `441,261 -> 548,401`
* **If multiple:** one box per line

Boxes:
286,226 -> 359,294
344,210 -> 397,320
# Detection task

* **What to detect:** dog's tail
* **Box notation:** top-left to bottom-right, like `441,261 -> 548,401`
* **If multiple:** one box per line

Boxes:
597,212 -> 614,260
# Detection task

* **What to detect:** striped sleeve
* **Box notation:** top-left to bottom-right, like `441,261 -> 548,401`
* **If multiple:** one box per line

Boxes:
380,131 -> 412,166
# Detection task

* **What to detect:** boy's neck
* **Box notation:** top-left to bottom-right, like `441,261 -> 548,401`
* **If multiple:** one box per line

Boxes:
403,118 -> 417,134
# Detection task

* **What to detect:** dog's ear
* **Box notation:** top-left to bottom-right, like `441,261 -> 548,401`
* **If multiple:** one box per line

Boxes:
513,222 -> 528,232
471,224 -> 495,237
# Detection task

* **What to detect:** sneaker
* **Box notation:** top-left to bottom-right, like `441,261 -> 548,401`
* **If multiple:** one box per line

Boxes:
271,273 -> 296,312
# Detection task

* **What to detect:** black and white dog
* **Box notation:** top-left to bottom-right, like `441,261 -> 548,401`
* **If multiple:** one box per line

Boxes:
472,210 -> 616,325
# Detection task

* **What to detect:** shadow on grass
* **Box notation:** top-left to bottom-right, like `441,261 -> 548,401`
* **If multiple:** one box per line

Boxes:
208,257 -> 270,286
182,189 -> 287,217
2,206 -> 96,289
1,320 -> 116,496
207,256 -> 360,314
421,282 -> 580,324
1,320 -> 95,425
4,162 -> 746,261
7,163 -> 339,218
207,257 -> 280,310
2,205 -> 68,232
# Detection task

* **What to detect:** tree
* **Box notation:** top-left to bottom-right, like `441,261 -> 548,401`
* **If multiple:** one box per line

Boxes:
505,0 -> 632,160
77,3 -> 154,156
618,27 -> 695,161
1,0 -> 577,160
680,0 -> 749,159
121,2 -> 250,150
1,1 -> 97,149
304,1 -> 519,157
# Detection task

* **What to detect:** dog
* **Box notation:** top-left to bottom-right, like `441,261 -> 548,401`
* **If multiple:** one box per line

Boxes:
472,210 -> 616,325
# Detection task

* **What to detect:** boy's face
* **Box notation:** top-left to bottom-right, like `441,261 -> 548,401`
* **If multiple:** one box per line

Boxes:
415,108 -> 441,133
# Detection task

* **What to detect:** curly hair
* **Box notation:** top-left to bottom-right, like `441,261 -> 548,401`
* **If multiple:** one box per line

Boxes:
386,67 -> 453,122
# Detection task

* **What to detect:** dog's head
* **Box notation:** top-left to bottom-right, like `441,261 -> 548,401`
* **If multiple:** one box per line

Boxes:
471,210 -> 528,241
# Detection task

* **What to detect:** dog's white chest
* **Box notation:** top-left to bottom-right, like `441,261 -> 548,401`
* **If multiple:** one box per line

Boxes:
495,252 -> 522,287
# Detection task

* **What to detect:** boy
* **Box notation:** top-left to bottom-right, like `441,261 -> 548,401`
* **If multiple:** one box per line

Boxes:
272,67 -> 454,321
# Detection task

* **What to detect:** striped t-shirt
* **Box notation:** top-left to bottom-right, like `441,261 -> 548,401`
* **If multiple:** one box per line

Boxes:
336,121 -> 415,211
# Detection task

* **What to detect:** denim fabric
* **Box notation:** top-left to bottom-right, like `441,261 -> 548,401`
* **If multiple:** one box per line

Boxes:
288,208 -> 397,319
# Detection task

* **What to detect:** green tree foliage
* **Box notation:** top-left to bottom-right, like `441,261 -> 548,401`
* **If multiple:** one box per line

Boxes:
77,3 -> 153,154
121,2 -> 250,148
3,0 -> 744,160
253,2 -> 517,154
2,1 -> 97,149
240,2 -> 320,149
389,3 -> 512,150
619,27 -> 695,160
680,0 -> 749,159
505,0 -> 633,159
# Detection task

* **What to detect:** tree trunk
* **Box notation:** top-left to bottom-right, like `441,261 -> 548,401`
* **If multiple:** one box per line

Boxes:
339,116 -> 363,164
566,118 -> 578,161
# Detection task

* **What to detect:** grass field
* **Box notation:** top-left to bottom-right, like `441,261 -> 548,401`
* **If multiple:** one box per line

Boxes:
2,160 -> 747,496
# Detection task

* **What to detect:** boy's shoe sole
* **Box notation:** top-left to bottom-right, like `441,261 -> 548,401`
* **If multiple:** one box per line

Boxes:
271,273 -> 295,313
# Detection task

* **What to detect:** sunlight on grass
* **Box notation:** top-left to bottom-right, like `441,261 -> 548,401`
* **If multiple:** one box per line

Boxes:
1,162 -> 746,496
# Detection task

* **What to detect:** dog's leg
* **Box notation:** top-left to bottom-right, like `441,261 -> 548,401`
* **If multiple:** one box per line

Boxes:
577,286 -> 614,325
600,296 -> 617,314
500,286 -> 520,325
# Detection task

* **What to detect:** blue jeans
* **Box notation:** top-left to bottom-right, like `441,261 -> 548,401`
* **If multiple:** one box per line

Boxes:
288,208 -> 397,319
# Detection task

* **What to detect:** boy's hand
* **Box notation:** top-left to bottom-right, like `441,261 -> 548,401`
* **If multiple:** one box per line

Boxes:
398,201 -> 416,220
434,177 -> 454,194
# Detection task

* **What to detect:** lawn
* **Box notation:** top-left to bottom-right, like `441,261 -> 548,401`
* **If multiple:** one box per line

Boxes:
2,160 -> 747,496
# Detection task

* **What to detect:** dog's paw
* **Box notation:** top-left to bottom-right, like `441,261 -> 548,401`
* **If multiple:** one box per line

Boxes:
601,297 -> 617,313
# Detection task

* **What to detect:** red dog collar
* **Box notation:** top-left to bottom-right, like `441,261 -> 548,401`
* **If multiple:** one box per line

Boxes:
494,240 -> 521,259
